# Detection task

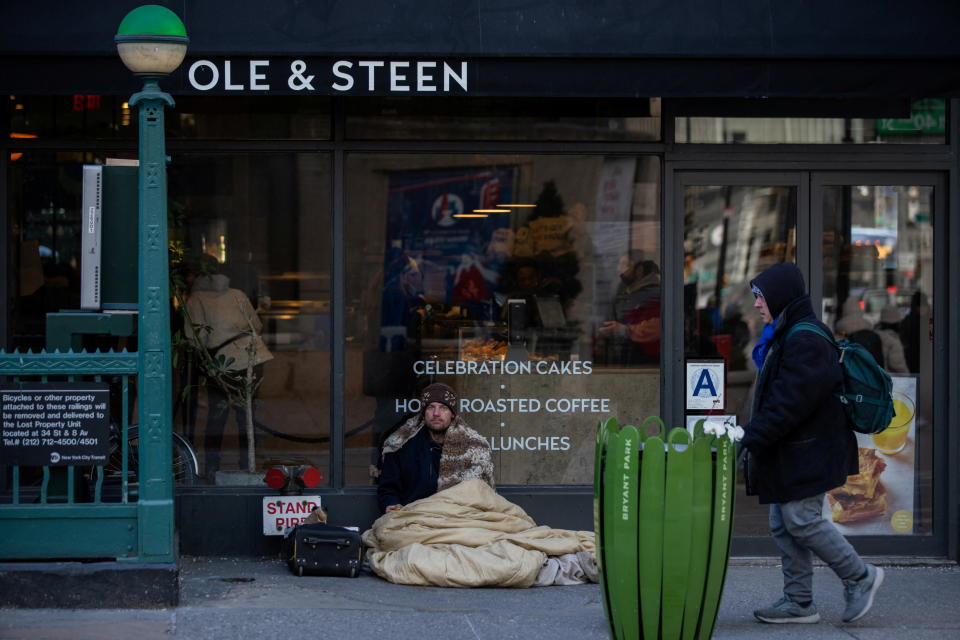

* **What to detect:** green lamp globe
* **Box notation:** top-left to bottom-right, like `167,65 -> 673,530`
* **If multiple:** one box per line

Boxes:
115,5 -> 189,76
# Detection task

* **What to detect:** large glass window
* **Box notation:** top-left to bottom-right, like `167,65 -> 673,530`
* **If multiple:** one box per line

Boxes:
8,95 -> 332,141
8,151 -> 135,348
345,154 -> 661,485
6,150 -> 332,487
676,99 -> 946,144
822,183 -> 935,536
167,153 -> 332,485
9,95 -> 136,140
346,97 -> 661,141
168,97 -> 331,139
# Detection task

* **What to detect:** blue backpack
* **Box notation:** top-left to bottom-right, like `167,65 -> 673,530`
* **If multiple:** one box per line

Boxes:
786,322 -> 895,434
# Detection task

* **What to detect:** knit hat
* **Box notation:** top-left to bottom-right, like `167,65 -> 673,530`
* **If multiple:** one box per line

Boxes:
880,305 -> 902,324
421,382 -> 458,416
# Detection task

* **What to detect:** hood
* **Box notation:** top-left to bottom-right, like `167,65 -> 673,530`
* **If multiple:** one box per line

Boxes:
191,273 -> 230,294
750,262 -> 806,319
835,297 -> 872,335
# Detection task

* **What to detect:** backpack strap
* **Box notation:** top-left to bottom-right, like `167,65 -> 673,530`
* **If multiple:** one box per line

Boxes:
785,321 -> 835,347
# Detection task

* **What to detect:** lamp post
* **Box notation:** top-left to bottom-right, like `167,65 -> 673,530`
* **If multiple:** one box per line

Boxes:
115,5 -> 188,563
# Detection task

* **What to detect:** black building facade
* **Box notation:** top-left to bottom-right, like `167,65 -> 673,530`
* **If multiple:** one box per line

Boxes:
2,1 -> 958,559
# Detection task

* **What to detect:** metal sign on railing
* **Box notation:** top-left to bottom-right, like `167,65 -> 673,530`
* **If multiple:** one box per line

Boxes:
1,382 -> 110,467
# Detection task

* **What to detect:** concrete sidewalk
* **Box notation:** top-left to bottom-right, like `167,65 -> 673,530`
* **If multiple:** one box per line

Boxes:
1,558 -> 958,639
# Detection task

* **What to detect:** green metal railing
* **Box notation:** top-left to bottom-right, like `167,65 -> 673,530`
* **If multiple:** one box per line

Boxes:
0,349 -> 148,560
0,6 -> 182,565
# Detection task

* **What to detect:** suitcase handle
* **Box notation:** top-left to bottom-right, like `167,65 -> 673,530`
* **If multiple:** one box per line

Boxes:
303,536 -> 353,546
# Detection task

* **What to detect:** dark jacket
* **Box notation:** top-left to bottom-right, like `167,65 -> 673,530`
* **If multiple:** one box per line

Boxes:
742,263 -> 858,504
376,426 -> 441,512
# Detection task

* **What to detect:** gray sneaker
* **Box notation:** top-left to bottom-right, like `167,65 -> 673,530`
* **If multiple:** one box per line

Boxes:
754,597 -> 821,624
842,564 -> 884,622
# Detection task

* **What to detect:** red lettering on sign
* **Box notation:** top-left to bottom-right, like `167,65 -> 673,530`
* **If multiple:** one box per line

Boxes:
275,516 -> 309,529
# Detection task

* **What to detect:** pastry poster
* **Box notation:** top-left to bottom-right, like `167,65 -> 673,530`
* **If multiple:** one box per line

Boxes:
822,375 -> 917,535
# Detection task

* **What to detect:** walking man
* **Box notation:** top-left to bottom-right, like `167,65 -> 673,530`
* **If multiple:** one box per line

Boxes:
742,262 -> 883,624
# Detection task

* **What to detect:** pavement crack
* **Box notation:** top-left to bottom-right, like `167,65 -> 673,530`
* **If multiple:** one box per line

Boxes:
465,613 -> 481,640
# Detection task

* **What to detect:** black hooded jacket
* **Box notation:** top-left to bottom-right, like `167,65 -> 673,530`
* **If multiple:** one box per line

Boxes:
742,263 -> 858,504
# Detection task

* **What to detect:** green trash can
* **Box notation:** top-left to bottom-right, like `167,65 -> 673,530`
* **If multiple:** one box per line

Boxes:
594,416 -> 738,640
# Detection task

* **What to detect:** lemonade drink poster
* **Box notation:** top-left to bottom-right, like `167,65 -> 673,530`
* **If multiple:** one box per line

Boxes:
822,375 -> 917,535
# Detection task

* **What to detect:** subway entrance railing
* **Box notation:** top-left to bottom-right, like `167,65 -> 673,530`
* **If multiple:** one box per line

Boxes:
0,349 -> 172,561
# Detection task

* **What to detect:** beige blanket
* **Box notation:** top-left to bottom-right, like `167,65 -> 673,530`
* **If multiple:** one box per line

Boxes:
362,478 -> 595,588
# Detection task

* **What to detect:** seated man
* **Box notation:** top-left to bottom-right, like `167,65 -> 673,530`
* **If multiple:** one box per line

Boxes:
377,382 -> 494,513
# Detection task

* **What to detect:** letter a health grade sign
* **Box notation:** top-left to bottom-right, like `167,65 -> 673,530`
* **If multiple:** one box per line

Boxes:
686,361 -> 725,411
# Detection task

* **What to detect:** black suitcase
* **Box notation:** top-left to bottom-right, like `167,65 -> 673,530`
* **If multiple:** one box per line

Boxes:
282,523 -> 363,577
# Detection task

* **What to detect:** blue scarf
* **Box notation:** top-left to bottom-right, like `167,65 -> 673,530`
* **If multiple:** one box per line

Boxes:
751,321 -> 776,370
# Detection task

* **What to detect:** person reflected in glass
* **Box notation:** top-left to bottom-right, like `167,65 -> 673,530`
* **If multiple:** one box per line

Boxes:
874,305 -> 908,374
365,254 -> 427,482
379,254 -> 427,353
500,259 -> 547,324
899,291 -> 930,373
600,254 -> 661,365
834,297 -> 884,368
719,301 -> 751,370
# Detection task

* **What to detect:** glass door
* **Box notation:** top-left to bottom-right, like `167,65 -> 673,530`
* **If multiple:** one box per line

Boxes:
812,173 -> 945,556
673,170 -> 947,556
677,174 -> 801,537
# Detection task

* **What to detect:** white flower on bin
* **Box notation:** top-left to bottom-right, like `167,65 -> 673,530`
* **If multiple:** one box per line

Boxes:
702,420 -> 725,437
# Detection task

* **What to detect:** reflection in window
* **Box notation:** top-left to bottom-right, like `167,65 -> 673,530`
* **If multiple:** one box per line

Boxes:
169,153 -> 332,485
683,184 -> 797,536
676,100 -> 946,144
168,97 -> 331,140
683,185 -> 796,370
346,154 -> 660,485
346,97 -> 661,141
9,151 -> 135,349
8,95 -> 137,140
823,184 -> 934,536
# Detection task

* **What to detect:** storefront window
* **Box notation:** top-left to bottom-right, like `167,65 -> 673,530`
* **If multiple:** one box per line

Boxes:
168,153 -> 332,485
168,97 -> 331,140
676,99 -> 946,144
7,95 -> 332,141
346,97 -> 661,141
8,95 -> 136,140
345,153 -> 660,485
8,151 -> 134,348
822,184 -> 935,536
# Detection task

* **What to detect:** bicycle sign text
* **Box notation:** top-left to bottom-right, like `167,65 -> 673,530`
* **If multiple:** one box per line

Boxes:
1,382 -> 110,466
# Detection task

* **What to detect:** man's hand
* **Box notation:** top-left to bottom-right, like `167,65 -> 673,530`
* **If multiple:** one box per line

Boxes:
599,321 -> 626,338
385,504 -> 403,512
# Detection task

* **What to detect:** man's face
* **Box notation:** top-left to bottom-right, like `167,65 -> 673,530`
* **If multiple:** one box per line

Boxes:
517,266 -> 539,294
424,402 -> 454,432
618,257 -> 637,285
754,294 -> 773,324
